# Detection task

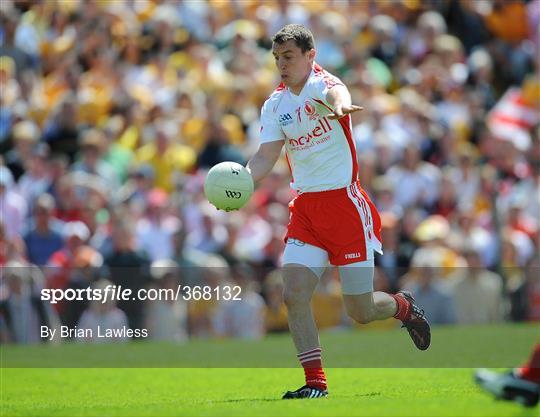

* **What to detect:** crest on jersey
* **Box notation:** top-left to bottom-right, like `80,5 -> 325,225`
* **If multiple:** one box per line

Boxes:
304,100 -> 320,120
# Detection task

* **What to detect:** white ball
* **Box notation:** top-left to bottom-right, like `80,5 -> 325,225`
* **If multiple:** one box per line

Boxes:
204,162 -> 254,211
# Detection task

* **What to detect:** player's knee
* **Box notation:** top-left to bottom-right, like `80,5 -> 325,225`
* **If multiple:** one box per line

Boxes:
282,286 -> 311,308
282,264 -> 318,308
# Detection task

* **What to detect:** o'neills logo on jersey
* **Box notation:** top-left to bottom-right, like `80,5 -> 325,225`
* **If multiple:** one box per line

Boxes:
288,117 -> 332,147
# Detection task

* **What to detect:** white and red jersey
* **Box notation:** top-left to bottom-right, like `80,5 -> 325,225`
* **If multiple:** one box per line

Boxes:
260,63 -> 357,193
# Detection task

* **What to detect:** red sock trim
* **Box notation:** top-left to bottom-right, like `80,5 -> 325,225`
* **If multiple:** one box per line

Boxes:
518,344 -> 540,383
391,294 -> 411,321
298,348 -> 327,390
304,368 -> 327,390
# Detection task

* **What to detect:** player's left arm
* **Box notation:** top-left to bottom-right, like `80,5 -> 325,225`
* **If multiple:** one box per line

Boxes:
326,85 -> 363,120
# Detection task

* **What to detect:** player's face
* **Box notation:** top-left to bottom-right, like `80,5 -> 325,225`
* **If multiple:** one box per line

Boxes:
272,40 -> 315,92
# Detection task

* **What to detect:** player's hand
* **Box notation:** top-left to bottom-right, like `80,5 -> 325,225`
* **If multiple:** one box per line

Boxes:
327,104 -> 363,120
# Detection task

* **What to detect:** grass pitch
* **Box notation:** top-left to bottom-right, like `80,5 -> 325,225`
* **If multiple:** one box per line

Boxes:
1,324 -> 538,416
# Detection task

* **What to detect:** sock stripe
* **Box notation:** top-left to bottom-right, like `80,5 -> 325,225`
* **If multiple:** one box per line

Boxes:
300,358 -> 322,364
300,353 -> 321,363
298,353 -> 322,361
298,348 -> 321,359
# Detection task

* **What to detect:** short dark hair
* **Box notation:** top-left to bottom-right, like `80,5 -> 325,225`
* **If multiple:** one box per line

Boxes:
272,24 -> 314,53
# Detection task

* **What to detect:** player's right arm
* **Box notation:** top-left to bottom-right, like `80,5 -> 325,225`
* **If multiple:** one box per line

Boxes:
248,93 -> 286,184
246,140 -> 284,184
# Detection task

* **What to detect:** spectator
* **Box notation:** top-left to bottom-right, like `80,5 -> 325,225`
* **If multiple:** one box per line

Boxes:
508,254 -> 540,322
403,248 -> 457,325
101,115 -> 134,184
376,211 -> 408,291
23,193 -> 63,266
429,171 -> 458,219
4,120 -> 40,181
443,0 -> 490,53
104,220 -> 150,332
51,176 -> 83,223
135,188 -> 180,261
135,123 -> 196,193
372,175 -> 402,218
41,95 -> 80,161
45,154 -> 69,202
79,196 -> 109,252
212,264 -> 266,339
197,119 -> 246,169
0,168 -> 27,240
0,10 -> 34,74
71,129 -> 120,191
116,163 -> 156,213
46,221 -> 90,294
506,199 -> 538,242
171,224 -> 207,287
0,219 -> 26,266
0,261 -> 58,344
145,259 -> 188,342
262,269 -> 288,333
188,254 -> 228,338
450,209 -> 497,269
451,246 -> 504,324
63,246 -> 103,329
17,143 -> 51,208
0,56 -> 20,150
77,279 -> 129,344
186,205 -> 228,255
484,1 -> 528,46
449,144 -> 481,211
386,143 -> 440,210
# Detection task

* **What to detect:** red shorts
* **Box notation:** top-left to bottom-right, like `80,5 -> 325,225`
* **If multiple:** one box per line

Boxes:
285,181 -> 382,266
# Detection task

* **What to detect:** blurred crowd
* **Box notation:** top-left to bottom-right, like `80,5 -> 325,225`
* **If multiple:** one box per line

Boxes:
1,0 -> 539,344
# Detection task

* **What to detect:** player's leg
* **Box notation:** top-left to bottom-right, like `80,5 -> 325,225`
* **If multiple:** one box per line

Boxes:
339,259 -> 431,350
282,263 -> 320,352
282,239 -> 329,399
475,370 -> 539,407
339,258 -> 397,323
475,343 -> 540,407
518,343 -> 540,383
333,181 -> 430,349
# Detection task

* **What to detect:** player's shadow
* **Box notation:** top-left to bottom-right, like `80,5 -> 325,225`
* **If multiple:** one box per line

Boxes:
206,398 -> 280,404
208,392 -> 382,403
337,392 -> 382,399
513,406 -> 538,417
